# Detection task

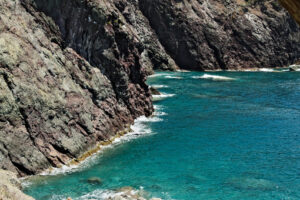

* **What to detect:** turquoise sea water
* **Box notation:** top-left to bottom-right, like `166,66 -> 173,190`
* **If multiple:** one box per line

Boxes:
24,71 -> 300,200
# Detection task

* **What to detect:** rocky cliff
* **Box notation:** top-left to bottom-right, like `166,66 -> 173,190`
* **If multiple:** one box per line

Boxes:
279,0 -> 300,25
0,0 -> 155,176
0,0 -> 300,177
139,0 -> 300,70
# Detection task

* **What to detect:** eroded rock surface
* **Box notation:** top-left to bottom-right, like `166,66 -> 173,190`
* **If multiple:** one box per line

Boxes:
139,0 -> 300,70
0,169 -> 35,200
0,0 -> 153,176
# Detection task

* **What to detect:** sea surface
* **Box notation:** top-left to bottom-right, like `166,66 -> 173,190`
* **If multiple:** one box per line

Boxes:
24,71 -> 300,200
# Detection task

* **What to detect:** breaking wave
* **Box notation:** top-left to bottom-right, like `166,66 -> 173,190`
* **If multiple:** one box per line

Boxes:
165,75 -> 183,79
151,84 -> 169,89
152,93 -> 175,101
192,74 -> 236,81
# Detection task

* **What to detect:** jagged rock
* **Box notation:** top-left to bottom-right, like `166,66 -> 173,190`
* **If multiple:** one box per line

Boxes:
0,0 -> 153,176
149,87 -> 161,95
289,64 -> 300,71
139,0 -> 300,70
0,169 -> 35,200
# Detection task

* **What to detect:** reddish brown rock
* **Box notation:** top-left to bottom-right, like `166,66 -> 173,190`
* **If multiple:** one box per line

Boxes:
139,0 -> 300,70
0,0 -> 153,176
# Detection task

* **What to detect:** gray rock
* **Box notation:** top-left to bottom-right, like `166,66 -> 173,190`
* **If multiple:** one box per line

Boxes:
289,65 -> 300,71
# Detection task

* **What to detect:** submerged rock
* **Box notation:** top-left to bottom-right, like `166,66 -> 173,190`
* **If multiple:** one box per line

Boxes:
87,177 -> 102,185
226,177 -> 277,191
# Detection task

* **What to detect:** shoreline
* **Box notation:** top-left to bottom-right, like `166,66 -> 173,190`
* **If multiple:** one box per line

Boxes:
22,113 -> 157,179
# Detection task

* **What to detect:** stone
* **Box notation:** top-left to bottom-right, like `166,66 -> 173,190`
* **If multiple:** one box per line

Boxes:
289,65 -> 300,71
150,87 -> 161,95
87,177 -> 102,185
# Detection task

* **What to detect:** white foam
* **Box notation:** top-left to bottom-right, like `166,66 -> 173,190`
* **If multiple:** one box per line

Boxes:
152,94 -> 175,101
176,69 -> 191,72
72,187 -> 146,200
151,84 -> 169,89
148,73 -> 170,78
192,74 -> 235,81
258,68 -> 275,72
35,115 -> 160,176
165,75 -> 183,79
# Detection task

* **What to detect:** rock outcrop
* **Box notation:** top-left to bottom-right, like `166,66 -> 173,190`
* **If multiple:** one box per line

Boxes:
0,0 -> 300,177
279,0 -> 300,25
0,169 -> 34,200
0,0 -> 154,176
139,0 -> 300,70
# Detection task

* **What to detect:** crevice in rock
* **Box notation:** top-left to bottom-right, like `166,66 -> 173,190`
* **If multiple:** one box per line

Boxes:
2,142 -> 34,176
203,31 -> 227,70
51,143 -> 74,158
10,160 -> 35,176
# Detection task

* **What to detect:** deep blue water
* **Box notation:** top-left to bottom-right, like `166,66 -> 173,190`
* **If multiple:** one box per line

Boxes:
24,71 -> 300,200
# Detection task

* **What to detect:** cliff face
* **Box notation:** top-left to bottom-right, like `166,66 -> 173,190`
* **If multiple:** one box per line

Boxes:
139,0 -> 300,70
279,0 -> 300,25
0,0 -> 154,176
0,0 -> 299,176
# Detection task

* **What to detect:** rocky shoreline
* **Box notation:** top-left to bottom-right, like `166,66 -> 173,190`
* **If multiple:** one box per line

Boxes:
1,0 -> 300,199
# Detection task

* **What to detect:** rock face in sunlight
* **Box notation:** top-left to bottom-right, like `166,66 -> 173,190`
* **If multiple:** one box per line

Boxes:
0,0 -> 299,178
0,169 -> 34,200
279,0 -> 300,25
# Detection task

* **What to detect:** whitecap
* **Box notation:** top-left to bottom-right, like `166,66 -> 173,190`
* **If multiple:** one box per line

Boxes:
73,186 -> 151,200
258,68 -> 275,72
165,75 -> 183,79
151,84 -> 169,89
192,74 -> 235,81
152,93 -> 175,101
154,110 -> 167,116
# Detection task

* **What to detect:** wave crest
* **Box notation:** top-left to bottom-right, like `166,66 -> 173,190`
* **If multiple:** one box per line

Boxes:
192,74 -> 235,81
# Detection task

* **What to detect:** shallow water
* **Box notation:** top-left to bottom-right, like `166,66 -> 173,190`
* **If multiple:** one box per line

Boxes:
24,71 -> 300,200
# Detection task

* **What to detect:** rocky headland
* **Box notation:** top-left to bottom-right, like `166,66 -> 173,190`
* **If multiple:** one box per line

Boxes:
0,0 -> 300,199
